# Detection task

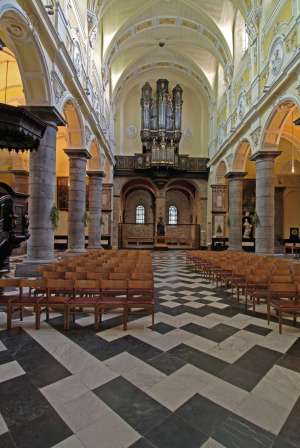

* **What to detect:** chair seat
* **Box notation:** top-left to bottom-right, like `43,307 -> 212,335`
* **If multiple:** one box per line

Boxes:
0,295 -> 19,305
10,296 -> 42,305
39,296 -> 69,305
69,297 -> 100,305
270,299 -> 300,310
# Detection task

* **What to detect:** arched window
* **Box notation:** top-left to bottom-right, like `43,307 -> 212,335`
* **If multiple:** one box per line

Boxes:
136,205 -> 145,224
168,205 -> 178,225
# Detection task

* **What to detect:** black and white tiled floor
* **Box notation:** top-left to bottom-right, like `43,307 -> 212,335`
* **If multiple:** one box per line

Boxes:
1,252 -> 300,448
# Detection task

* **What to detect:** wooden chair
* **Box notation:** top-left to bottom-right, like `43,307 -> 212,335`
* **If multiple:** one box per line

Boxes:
67,280 -> 101,330
8,279 -> 46,330
109,272 -> 129,280
131,272 -> 153,280
98,280 -> 127,329
126,280 -> 155,330
35,279 -> 74,330
43,271 -> 65,280
0,278 -> 21,330
267,271 -> 298,333
65,271 -> 87,280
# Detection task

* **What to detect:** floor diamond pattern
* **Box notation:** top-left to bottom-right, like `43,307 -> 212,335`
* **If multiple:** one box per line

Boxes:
0,251 -> 300,447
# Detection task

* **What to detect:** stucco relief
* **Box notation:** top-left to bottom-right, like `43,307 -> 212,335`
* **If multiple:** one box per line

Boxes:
269,37 -> 284,78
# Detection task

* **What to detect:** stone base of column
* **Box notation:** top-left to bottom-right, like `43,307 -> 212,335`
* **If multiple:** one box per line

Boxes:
87,246 -> 103,250
64,248 -> 87,255
15,258 -> 56,277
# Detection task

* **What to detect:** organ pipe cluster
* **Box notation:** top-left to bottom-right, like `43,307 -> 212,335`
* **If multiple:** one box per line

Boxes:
140,79 -> 183,165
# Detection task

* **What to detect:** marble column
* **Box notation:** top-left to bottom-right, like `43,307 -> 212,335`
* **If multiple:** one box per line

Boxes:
16,107 -> 65,277
251,151 -> 280,254
225,172 -> 245,251
65,148 -> 91,253
87,170 -> 105,249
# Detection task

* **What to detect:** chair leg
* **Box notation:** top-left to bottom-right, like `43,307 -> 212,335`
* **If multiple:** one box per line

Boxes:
278,311 -> 282,334
35,305 -> 41,330
123,307 -> 128,331
45,307 -> 50,323
65,305 -> 70,331
7,304 -> 12,331
267,301 -> 271,326
151,308 -> 155,328
63,306 -> 68,331
95,306 -> 100,331
20,306 -> 23,321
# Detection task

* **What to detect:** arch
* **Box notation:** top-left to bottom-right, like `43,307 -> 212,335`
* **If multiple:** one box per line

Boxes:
113,54 -> 212,101
121,177 -> 158,198
87,139 -> 101,170
232,139 -> 253,171
105,14 -> 232,71
262,96 -> 300,148
62,99 -> 84,147
0,3 -> 51,105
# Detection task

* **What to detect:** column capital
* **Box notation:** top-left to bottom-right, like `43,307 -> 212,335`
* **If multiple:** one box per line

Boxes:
10,169 -> 29,177
87,170 -> 105,178
64,148 -> 92,159
250,150 -> 281,162
24,106 -> 66,126
225,171 -> 247,179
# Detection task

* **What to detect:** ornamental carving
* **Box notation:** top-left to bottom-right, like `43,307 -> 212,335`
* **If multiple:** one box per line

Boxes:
51,71 -> 66,103
285,28 -> 298,53
237,92 -> 246,120
127,125 -> 138,139
85,126 -> 92,146
269,38 -> 284,77
73,40 -> 83,78
250,127 -> 261,148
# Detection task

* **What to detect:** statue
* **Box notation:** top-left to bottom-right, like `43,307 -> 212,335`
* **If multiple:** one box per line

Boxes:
243,217 -> 252,239
157,217 -> 165,236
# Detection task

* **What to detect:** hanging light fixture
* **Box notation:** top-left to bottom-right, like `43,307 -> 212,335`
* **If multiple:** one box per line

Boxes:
292,110 -> 295,174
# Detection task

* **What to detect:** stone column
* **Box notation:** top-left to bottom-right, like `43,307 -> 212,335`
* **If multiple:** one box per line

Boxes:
275,187 -> 285,252
87,170 -> 105,249
251,151 -> 280,254
225,172 -> 245,251
65,148 -> 91,253
112,193 -> 121,249
155,187 -> 166,226
16,107 -> 65,277
11,169 -> 29,194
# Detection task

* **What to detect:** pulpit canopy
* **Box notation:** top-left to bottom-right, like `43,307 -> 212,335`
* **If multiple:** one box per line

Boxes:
0,103 -> 47,152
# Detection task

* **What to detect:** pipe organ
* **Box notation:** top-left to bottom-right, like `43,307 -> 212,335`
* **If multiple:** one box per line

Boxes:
140,79 -> 183,166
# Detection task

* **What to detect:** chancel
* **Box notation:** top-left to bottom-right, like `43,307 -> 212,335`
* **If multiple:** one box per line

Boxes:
1,1 -> 300,447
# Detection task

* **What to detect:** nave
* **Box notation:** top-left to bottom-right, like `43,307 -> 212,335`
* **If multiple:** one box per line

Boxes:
0,252 -> 300,448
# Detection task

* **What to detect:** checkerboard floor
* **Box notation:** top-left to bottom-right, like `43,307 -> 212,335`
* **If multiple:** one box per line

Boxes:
1,251 -> 300,448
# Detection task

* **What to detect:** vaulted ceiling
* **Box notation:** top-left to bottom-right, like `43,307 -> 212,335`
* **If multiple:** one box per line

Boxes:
95,0 -> 247,100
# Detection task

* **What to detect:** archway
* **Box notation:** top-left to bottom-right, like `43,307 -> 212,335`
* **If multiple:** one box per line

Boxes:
121,179 -> 156,248
0,6 -> 51,105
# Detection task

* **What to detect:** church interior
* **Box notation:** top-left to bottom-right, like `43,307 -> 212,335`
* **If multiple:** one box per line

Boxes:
1,1 -> 300,447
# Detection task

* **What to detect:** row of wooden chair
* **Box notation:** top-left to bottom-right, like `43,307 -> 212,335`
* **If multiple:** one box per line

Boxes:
186,250 -> 300,334
0,250 -> 155,332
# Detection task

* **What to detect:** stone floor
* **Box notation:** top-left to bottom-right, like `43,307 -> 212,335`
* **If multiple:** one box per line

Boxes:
0,251 -> 300,448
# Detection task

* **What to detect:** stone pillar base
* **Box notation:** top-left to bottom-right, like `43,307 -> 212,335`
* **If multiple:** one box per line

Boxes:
15,258 -> 56,277
64,248 -> 87,255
